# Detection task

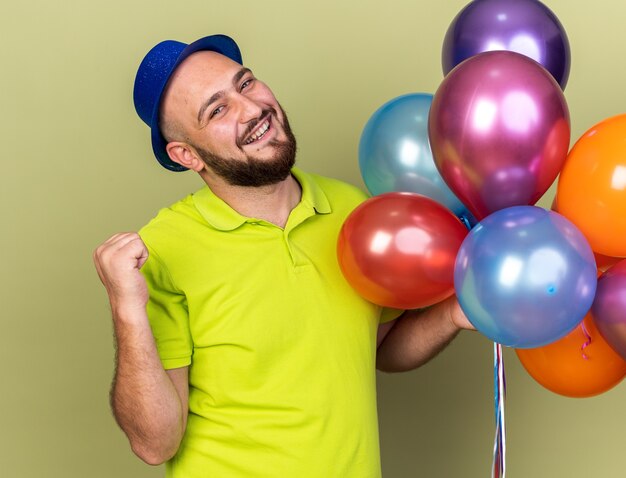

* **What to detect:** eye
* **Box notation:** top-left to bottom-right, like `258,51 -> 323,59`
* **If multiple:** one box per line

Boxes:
241,78 -> 254,90
209,105 -> 225,119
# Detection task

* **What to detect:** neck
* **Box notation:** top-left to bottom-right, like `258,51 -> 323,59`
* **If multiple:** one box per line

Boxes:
199,170 -> 302,228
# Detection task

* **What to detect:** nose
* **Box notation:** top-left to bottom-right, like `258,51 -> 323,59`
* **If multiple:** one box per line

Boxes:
236,93 -> 264,123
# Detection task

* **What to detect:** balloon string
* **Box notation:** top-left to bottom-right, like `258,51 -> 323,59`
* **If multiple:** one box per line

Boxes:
498,345 -> 505,478
581,321 -> 592,360
491,343 -> 506,478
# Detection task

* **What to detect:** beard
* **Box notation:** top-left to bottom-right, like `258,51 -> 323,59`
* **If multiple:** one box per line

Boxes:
195,107 -> 297,187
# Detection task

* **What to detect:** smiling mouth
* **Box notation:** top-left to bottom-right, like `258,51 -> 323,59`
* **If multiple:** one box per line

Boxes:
243,117 -> 271,145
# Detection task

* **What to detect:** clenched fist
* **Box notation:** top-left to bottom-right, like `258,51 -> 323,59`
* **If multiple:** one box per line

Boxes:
93,232 -> 149,315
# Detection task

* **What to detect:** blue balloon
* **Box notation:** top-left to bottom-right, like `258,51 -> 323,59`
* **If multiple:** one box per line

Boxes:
459,210 -> 479,231
454,206 -> 597,348
358,93 -> 470,218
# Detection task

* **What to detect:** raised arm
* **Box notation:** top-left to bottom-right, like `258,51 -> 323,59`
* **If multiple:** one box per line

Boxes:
376,295 -> 473,373
93,232 -> 188,465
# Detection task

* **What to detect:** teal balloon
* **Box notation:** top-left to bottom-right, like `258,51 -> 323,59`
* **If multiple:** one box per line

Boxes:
359,93 -> 469,217
454,206 -> 597,348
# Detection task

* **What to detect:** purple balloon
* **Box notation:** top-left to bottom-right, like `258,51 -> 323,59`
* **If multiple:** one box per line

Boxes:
593,260 -> 626,361
442,0 -> 571,89
429,50 -> 570,221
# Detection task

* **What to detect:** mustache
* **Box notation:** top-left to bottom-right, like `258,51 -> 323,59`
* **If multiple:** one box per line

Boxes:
237,107 -> 279,147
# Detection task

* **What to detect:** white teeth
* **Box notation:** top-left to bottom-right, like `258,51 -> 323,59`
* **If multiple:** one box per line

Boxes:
245,120 -> 270,144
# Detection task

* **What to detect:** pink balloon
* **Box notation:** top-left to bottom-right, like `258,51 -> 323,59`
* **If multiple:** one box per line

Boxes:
429,50 -> 570,220
593,260 -> 626,361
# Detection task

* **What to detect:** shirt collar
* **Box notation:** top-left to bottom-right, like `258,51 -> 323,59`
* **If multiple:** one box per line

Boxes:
292,167 -> 331,215
192,167 -> 331,232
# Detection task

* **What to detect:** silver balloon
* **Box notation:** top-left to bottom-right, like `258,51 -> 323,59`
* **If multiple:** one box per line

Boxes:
359,93 -> 469,218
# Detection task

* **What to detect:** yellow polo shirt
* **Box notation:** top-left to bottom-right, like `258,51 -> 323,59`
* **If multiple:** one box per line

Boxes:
139,168 -> 399,478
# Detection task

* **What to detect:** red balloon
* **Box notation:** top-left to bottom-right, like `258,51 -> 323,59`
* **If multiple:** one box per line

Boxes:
337,193 -> 468,309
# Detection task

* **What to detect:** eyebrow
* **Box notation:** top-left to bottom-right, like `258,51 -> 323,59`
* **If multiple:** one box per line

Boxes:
197,67 -> 252,124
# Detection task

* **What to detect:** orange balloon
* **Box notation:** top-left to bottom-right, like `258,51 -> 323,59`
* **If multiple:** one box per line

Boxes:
556,114 -> 626,257
516,313 -> 626,397
595,252 -> 622,272
552,200 -> 620,272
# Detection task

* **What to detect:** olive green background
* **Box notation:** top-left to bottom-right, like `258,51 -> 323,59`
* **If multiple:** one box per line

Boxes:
2,0 -> 625,476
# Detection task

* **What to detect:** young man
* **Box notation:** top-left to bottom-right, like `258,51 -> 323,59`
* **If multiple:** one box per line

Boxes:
94,34 -> 471,478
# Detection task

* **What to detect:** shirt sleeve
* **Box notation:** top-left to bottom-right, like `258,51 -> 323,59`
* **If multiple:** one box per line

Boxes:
380,307 -> 405,324
140,244 -> 193,369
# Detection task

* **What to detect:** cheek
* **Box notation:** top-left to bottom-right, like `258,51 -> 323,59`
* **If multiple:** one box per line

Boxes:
208,124 -> 239,148
256,83 -> 281,107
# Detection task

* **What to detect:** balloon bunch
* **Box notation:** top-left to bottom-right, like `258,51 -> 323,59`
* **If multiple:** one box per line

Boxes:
338,0 -> 626,398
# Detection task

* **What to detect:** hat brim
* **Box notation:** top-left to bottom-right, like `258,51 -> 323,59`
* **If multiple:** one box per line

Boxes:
149,35 -> 242,172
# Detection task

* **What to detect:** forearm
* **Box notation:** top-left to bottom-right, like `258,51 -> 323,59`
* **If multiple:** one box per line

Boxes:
111,305 -> 185,465
376,295 -> 462,373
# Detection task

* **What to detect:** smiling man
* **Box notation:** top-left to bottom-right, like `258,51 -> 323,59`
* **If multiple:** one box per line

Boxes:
93,34 -> 471,478
160,51 -> 298,191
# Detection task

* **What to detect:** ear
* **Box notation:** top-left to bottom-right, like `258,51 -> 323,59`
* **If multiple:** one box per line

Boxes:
165,142 -> 205,172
